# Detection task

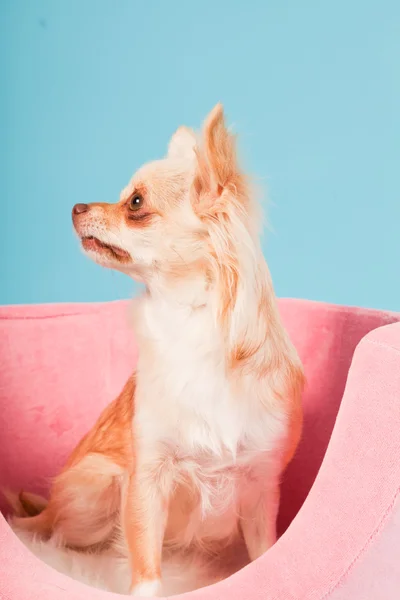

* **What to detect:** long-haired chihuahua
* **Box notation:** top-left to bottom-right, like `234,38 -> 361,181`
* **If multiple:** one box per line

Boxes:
11,104 -> 304,596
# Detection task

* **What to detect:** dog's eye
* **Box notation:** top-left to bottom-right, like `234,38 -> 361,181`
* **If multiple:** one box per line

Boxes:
128,193 -> 143,211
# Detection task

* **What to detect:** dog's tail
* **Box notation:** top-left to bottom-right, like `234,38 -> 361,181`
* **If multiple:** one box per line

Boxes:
4,489 -> 48,517
3,488 -> 52,538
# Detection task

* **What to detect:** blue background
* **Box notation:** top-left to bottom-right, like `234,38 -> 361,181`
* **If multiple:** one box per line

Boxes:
1,0 -> 399,310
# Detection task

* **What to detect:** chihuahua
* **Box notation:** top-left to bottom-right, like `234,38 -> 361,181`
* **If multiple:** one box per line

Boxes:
11,104 -> 304,596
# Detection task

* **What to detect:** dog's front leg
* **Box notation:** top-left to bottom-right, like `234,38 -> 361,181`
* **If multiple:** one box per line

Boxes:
239,472 -> 280,562
123,462 -> 171,597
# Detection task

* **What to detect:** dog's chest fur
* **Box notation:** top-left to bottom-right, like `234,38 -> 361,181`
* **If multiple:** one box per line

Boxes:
132,290 -> 286,547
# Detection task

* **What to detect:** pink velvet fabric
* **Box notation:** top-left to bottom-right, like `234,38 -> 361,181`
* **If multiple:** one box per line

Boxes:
0,298 -> 399,599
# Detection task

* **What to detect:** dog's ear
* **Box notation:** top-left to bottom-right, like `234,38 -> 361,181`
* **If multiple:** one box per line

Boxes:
168,126 -> 197,161
193,104 -> 245,209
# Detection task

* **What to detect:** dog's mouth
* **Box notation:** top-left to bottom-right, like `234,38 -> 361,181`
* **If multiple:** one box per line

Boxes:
81,236 -> 130,261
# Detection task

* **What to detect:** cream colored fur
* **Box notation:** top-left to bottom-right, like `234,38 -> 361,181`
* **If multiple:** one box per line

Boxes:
10,105 -> 304,597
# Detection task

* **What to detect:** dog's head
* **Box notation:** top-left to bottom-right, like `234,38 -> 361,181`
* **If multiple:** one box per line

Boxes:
72,104 -> 253,286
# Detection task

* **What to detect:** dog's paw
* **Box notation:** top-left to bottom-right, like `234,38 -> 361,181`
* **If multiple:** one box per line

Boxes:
130,579 -> 162,597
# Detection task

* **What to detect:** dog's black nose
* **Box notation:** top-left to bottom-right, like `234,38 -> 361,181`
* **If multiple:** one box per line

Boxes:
72,203 -> 89,215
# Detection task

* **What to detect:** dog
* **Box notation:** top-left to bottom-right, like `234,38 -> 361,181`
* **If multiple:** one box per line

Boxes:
10,104 -> 304,596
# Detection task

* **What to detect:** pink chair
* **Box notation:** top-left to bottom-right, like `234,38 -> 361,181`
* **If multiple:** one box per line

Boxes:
1,299 -> 399,599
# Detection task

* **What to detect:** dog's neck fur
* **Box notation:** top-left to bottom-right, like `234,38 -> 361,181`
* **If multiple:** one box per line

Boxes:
135,235 -> 272,364
132,227 -> 290,402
